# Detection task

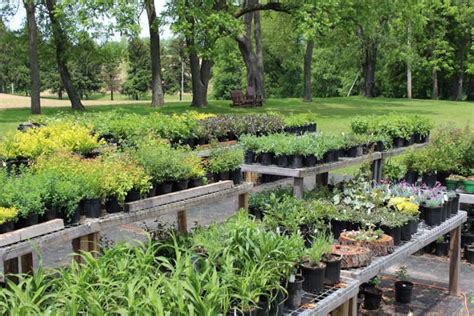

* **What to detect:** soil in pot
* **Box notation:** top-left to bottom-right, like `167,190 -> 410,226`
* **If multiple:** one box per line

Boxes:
15,214 -> 39,229
285,275 -> 304,309
259,153 -> 273,166
304,155 -> 317,167
395,281 -> 414,303
83,198 -> 102,218
125,189 -> 141,202
363,286 -> 383,310
0,221 -> 15,234
422,205 -> 442,226
173,179 -> 189,192
301,262 -> 326,294
105,197 -> 122,214
323,254 -> 342,285
245,151 -> 255,164
276,155 -> 289,168
435,241 -> 449,256
400,222 -> 412,241
157,182 -> 173,195
465,245 -> 474,264
289,155 -> 304,169
381,225 -> 402,246
422,173 -> 437,187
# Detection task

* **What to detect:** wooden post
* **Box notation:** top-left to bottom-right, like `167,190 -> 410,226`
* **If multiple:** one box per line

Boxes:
316,172 -> 329,186
4,257 -> 19,283
349,295 -> 358,316
244,171 -> 258,184
332,299 -> 350,316
177,210 -> 188,234
238,193 -> 249,211
448,225 -> 461,296
20,253 -> 34,274
293,177 -> 304,199
72,232 -> 100,263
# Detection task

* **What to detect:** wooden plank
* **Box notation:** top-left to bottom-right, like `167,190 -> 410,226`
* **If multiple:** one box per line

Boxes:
293,177 -> 304,199
448,226 -> 460,296
349,295 -> 357,316
381,143 -> 428,159
458,193 -> 474,205
342,211 -> 467,283
316,173 -> 329,186
177,210 -> 187,233
125,181 -> 234,212
3,257 -> 19,283
0,219 -> 64,247
332,300 -> 349,316
20,253 -> 33,274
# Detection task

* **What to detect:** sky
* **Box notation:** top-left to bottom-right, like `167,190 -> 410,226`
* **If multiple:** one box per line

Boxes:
6,0 -> 172,39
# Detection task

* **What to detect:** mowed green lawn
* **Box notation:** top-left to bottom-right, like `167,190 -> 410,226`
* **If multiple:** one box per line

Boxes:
0,96 -> 473,136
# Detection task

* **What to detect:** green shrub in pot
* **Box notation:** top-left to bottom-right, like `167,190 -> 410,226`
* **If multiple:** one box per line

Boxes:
207,146 -> 244,174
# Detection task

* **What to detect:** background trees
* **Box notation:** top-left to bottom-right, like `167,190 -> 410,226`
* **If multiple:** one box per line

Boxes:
1,0 -> 472,112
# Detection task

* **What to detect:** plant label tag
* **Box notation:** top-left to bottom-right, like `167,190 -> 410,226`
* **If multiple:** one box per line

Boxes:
289,274 -> 295,283
276,227 -> 280,234
443,194 -> 448,202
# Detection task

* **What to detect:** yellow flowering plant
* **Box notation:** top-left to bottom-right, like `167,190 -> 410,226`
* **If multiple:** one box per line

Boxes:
0,207 -> 18,224
388,197 -> 419,216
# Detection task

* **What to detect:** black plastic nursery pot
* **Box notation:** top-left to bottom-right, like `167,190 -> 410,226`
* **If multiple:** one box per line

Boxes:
255,297 -> 269,316
375,141 -> 384,152
301,263 -> 326,294
231,169 -> 243,185
275,155 -> 289,168
393,137 -> 405,148
323,254 -> 342,285
395,281 -> 414,303
330,219 -> 347,239
450,195 -> 459,215
226,307 -> 256,316
269,291 -> 285,315
285,275 -> 304,309
304,155 -> 317,167
381,225 -> 402,246
422,205 -> 442,226
465,245 -> 474,264
60,206 -> 81,225
245,150 -> 255,164
436,171 -> 450,186
363,286 -> 383,310
41,208 -> 58,222
435,241 -> 449,256
156,182 -> 173,195
220,171 -> 231,181
409,219 -> 419,235
105,197 -> 122,214
414,133 -> 422,143
422,172 -> 437,187
346,146 -> 363,158
462,233 -> 474,247
323,150 -> 335,163
0,221 -> 15,234
125,189 -> 141,202
83,198 -> 102,218
289,155 -> 304,169
15,214 -> 39,229
259,152 -> 273,166
173,179 -> 189,192
188,177 -> 203,188
404,170 -> 419,184
400,222 -> 413,241
307,123 -> 317,133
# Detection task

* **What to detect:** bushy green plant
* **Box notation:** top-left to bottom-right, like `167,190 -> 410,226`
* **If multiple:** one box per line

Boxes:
207,146 -> 244,174
303,234 -> 332,266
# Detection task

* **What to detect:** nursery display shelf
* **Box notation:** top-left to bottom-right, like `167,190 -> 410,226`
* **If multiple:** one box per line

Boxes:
0,182 -> 253,264
241,143 -> 428,178
284,276 -> 359,316
341,211 -> 467,283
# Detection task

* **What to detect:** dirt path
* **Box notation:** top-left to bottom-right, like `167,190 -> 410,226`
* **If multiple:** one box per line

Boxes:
0,93 -> 146,109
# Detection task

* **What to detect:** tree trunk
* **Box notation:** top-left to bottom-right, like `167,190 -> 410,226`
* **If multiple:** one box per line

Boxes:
145,0 -> 165,107
362,42 -> 377,98
110,89 -> 114,101
188,45 -> 211,107
432,67 -> 439,100
58,88 -> 63,100
467,75 -> 474,101
303,40 -> 314,102
24,0 -> 41,115
254,8 -> 265,99
45,0 -> 84,110
406,63 -> 412,99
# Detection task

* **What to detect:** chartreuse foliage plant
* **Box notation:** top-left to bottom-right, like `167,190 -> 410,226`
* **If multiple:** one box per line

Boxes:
0,207 -> 18,224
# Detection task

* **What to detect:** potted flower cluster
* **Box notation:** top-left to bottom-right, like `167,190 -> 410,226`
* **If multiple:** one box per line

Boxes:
388,197 -> 420,241
206,146 -> 244,184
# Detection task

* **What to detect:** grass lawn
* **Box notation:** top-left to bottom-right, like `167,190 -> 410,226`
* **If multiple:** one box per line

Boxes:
0,96 -> 473,136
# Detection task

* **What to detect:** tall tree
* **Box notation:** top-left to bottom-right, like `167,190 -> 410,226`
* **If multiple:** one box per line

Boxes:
123,37 -> 151,100
23,0 -> 41,114
44,0 -> 84,110
101,41 -> 124,101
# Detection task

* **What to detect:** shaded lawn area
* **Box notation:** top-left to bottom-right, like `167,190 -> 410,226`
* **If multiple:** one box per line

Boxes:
0,96 -> 473,136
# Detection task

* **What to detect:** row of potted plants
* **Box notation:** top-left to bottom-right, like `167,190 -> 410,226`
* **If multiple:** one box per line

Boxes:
0,143 -> 245,233
0,210 -> 343,315
351,114 -> 432,147
240,132 -> 391,168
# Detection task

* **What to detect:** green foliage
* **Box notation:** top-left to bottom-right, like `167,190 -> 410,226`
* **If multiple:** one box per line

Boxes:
303,233 -> 333,265
122,37 -> 151,100
207,146 -> 244,174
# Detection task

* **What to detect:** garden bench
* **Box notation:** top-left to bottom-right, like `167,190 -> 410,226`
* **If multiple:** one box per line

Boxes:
230,88 -> 263,107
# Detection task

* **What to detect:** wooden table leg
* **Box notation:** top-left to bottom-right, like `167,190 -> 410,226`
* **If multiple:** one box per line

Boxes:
293,177 -> 304,199
238,193 -> 249,211
316,173 -> 329,186
332,299 -> 350,316
72,232 -> 101,263
177,210 -> 188,234
349,295 -> 358,316
448,225 -> 461,296
20,253 -> 34,274
4,257 -> 19,283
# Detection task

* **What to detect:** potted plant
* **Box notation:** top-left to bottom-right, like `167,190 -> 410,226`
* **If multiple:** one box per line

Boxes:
0,207 -> 18,233
435,235 -> 449,256
394,266 -> 414,303
285,272 -> 304,309
380,211 -> 406,246
420,197 -> 443,226
322,251 -> 342,285
388,197 -> 419,241
446,191 -> 459,216
465,244 -> 474,264
363,276 -> 383,310
339,228 -> 394,256
300,233 -> 332,294
207,146 -> 244,183
446,175 -> 465,190
463,176 -> 474,193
